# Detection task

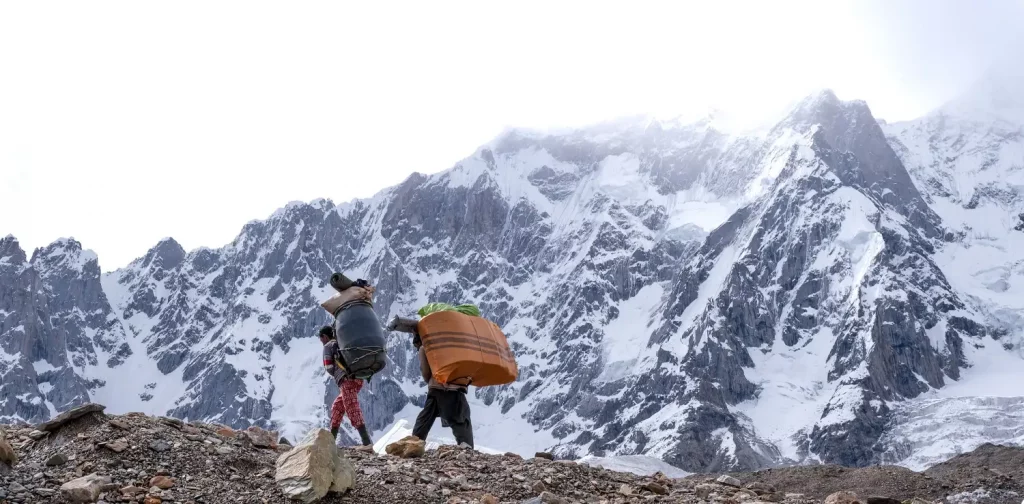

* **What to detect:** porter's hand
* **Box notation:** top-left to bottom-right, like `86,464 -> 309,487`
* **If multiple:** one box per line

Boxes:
360,285 -> 375,301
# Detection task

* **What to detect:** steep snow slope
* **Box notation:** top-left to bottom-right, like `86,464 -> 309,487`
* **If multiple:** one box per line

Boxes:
2,85 -> 1023,473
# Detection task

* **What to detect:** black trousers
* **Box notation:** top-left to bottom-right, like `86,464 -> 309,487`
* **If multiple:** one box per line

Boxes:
412,388 -> 474,448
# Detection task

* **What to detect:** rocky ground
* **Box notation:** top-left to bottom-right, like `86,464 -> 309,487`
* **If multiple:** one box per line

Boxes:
1,404 -> 1022,504
725,451 -> 1024,504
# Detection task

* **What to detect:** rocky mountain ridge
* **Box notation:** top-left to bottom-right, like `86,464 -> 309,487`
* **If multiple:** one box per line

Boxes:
2,82 -> 1023,473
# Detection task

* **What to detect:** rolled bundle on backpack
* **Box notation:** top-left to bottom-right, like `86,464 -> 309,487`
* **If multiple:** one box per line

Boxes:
329,273 -> 355,292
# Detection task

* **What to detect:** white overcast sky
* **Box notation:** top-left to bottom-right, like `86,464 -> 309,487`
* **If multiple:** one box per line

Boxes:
1,0 -> 1022,270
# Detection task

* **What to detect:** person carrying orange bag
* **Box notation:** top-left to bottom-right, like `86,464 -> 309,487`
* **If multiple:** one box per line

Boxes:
389,304 -> 518,449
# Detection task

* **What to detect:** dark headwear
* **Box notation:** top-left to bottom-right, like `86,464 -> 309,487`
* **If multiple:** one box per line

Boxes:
318,325 -> 335,339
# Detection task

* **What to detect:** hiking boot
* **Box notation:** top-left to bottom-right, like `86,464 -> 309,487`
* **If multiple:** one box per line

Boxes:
357,425 -> 372,446
330,426 -> 339,439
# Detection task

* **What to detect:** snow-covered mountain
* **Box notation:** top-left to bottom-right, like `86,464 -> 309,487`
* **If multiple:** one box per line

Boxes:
3,75 -> 1023,473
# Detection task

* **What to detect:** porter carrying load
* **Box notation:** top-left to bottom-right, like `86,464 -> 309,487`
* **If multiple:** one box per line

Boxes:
319,272 -> 387,380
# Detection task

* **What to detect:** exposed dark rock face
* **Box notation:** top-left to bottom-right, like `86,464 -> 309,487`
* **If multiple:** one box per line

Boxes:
0,237 -> 125,423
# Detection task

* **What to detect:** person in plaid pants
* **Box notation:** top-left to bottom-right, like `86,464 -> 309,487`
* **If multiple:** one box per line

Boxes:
319,322 -> 373,446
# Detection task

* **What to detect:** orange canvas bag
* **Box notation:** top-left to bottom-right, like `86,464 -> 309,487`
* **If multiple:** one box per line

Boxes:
416,311 -> 518,387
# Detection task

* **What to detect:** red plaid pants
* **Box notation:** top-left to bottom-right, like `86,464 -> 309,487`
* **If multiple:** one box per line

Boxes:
330,378 -> 365,429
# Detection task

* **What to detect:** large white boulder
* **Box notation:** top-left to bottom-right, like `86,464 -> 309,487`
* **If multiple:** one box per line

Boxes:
274,428 -> 355,502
